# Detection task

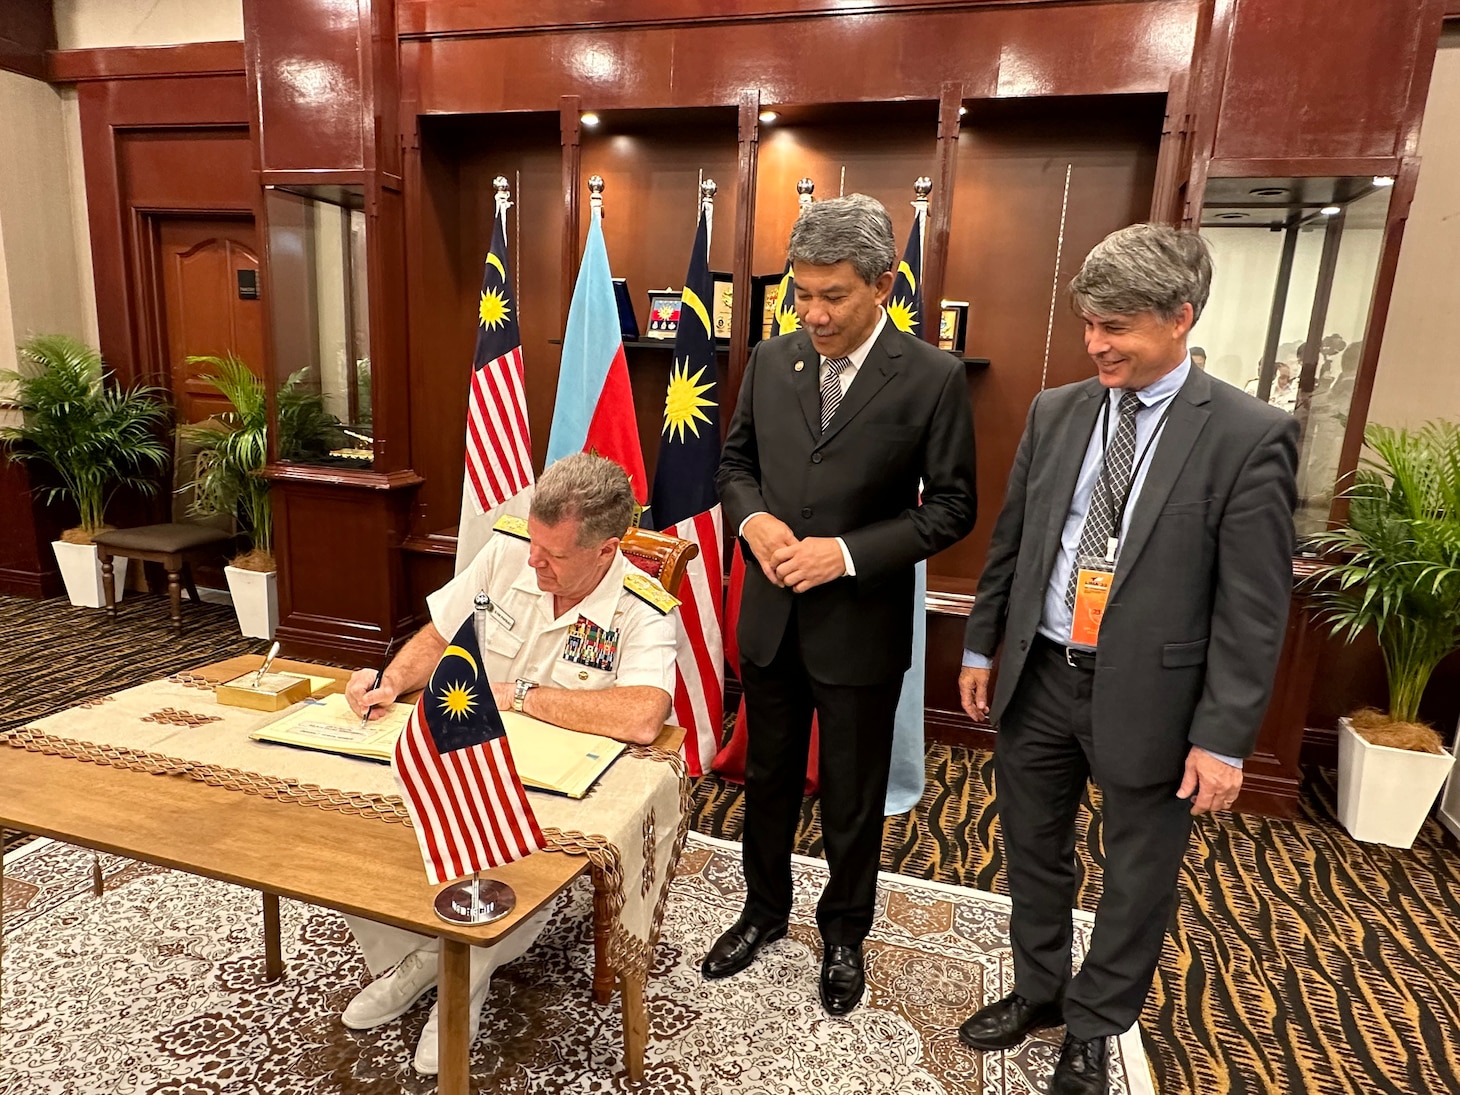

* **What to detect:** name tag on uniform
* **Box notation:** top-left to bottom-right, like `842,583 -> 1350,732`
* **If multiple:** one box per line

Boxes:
563,616 -> 619,672
1069,556 -> 1115,647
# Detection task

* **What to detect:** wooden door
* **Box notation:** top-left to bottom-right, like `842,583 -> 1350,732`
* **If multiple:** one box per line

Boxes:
157,217 -> 265,424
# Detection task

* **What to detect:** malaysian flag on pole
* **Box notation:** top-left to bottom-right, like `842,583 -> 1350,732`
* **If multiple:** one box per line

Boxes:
649,186 -> 723,777
393,616 -> 544,885
884,187 -> 929,815
456,179 -> 534,573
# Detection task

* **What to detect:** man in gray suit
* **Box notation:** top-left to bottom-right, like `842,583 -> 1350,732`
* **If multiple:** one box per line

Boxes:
957,225 -> 1298,1094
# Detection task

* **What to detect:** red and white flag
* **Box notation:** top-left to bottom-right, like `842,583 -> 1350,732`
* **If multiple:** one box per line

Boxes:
393,616 -> 544,884
456,198 -> 534,572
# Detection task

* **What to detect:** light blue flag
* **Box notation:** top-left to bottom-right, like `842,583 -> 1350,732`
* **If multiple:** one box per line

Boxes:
885,559 -> 928,814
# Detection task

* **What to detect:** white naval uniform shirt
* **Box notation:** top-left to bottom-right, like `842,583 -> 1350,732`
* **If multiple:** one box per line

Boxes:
426,532 -> 677,696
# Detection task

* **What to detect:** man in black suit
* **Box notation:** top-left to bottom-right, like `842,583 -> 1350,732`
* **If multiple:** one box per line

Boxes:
705,194 -> 977,1014
957,224 -> 1298,1094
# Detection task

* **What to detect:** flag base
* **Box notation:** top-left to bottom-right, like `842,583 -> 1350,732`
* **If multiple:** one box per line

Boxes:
433,878 -> 515,925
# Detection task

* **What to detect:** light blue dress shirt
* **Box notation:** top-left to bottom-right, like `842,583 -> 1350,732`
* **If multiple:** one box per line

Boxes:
961,357 -> 1241,768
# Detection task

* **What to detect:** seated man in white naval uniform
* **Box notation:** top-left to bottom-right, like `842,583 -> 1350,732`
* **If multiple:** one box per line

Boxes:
340,453 -> 678,1074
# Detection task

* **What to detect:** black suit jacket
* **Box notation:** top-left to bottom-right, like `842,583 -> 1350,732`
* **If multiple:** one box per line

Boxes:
964,367 -> 1299,786
718,322 -> 977,686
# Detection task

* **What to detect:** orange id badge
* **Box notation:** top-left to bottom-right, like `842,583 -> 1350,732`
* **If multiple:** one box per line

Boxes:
1070,555 -> 1116,647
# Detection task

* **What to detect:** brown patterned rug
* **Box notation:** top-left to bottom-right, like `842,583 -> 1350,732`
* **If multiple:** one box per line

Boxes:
0,834 -> 1152,1095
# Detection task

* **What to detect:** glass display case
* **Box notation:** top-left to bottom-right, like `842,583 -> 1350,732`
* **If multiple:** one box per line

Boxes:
263,184 -> 373,468
1192,176 -> 1393,538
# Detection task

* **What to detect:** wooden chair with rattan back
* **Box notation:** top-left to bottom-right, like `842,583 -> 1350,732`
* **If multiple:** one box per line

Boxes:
620,526 -> 699,597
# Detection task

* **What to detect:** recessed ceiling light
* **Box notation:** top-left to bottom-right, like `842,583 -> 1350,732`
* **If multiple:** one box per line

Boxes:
958,106 -> 968,116
1372,175 -> 1395,187
1249,187 -> 1289,197
580,112 -> 600,127
759,111 -> 777,124
1320,205 -> 1341,215
1213,211 -> 1246,220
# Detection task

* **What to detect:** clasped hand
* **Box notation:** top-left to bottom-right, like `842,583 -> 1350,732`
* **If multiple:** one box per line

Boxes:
744,514 -> 846,593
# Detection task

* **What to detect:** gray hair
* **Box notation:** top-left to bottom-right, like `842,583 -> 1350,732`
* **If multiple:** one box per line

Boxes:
787,194 -> 896,285
1069,223 -> 1213,324
530,453 -> 635,546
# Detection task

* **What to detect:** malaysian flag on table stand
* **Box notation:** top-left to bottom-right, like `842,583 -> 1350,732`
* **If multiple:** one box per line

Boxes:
393,602 -> 544,923
649,179 -> 725,777
714,177 -> 823,794
883,176 -> 932,816
455,176 -> 535,574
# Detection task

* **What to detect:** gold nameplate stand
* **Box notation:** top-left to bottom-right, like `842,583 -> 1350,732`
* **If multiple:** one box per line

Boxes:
216,672 -> 314,711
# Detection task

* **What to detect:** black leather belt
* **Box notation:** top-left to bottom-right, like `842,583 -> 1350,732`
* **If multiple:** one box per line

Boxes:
1034,633 -> 1096,670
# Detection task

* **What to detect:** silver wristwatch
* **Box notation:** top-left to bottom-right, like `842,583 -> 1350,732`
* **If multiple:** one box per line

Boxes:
512,678 -> 538,713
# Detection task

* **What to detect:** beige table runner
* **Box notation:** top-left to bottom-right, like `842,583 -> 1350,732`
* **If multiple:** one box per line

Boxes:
1,670 -> 689,980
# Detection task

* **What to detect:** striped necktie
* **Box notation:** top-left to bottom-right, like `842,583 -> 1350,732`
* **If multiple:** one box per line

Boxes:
820,356 -> 853,430
1064,389 -> 1143,614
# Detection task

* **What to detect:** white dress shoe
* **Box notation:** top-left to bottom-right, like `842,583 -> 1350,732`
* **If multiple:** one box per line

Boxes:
412,978 -> 491,1076
342,948 -> 440,1030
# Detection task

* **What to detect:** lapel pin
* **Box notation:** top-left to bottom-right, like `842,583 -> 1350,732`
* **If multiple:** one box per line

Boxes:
794,360 -> 804,372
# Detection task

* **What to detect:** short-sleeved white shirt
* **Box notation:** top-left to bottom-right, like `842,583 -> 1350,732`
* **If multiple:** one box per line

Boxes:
425,533 -> 677,695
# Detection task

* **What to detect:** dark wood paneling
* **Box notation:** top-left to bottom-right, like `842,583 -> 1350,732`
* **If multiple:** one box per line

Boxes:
243,0 -> 399,176
405,3 -> 1199,115
0,453 -> 66,599
74,74 -> 251,391
268,467 -> 423,663
405,113 -> 561,540
1211,0 -> 1441,163
398,0 -> 1189,37
245,0 -> 365,173
937,95 -> 1162,583
47,41 -> 244,82
0,0 -> 53,81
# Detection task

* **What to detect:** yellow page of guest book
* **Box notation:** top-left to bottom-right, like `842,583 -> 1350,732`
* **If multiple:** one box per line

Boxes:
249,693 -> 624,798
500,711 -> 625,799
249,692 -> 413,761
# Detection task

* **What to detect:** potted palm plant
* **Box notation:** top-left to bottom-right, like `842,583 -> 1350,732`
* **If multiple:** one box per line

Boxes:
179,354 -> 276,639
0,334 -> 169,607
1307,421 -> 1460,848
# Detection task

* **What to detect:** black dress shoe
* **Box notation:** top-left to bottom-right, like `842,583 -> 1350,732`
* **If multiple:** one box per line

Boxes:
700,915 -> 788,979
819,942 -> 865,1015
1051,1033 -> 1109,1095
957,992 -> 1064,1050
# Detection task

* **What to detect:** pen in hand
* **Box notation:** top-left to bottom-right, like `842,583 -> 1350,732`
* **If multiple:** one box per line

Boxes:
359,638 -> 397,729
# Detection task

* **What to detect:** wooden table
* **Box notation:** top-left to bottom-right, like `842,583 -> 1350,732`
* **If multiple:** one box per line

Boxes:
0,655 -> 683,1092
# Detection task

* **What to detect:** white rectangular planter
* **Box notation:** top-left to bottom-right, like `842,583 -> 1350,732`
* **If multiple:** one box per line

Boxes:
225,565 -> 278,640
1336,717 -> 1455,848
52,540 -> 128,610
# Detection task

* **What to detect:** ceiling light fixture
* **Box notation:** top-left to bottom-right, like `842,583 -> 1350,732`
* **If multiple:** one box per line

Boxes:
580,112 -> 600,127
1372,175 -> 1395,187
1320,205 -> 1341,215
759,111 -> 778,124
958,106 -> 968,116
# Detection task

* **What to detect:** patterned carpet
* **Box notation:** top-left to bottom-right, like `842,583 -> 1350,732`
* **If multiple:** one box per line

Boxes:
5,592 -> 1460,1092
2,834 -> 1154,1094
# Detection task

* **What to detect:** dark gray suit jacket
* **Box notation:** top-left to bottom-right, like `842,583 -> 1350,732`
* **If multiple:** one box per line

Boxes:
718,322 -> 977,685
963,366 -> 1299,786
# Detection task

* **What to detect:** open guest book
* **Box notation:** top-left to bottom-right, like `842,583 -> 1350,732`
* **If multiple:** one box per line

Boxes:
248,693 -> 625,799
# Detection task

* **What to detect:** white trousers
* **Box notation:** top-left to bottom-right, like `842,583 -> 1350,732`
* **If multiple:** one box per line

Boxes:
344,907 -> 553,991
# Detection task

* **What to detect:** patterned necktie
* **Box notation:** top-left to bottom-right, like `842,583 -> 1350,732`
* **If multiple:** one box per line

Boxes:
1064,390 -> 1143,613
820,356 -> 853,430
